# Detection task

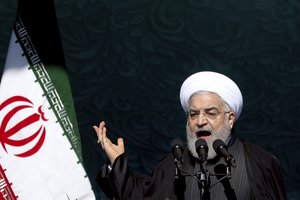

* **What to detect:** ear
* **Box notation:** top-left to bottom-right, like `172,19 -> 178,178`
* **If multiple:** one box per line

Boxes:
228,112 -> 235,128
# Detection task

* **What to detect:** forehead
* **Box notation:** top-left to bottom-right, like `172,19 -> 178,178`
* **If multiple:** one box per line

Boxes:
189,92 -> 224,109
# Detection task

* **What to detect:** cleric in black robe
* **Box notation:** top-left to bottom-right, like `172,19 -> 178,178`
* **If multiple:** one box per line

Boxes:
94,71 -> 287,200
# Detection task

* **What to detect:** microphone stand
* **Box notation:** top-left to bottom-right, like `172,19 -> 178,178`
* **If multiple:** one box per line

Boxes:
213,163 -> 237,200
176,162 -> 234,200
197,161 -> 210,200
174,156 -> 183,179
174,158 -> 186,200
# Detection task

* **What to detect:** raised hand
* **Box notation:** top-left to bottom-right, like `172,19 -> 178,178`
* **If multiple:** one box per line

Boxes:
93,121 -> 125,165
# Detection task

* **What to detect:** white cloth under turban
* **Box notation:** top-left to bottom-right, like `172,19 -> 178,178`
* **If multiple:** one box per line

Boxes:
180,71 -> 243,120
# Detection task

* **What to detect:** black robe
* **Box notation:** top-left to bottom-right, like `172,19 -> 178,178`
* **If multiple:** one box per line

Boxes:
96,137 -> 287,200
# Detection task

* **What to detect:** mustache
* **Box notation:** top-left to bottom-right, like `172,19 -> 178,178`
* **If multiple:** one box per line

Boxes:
194,127 -> 212,132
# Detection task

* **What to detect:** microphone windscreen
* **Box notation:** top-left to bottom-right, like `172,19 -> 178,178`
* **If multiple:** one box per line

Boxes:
171,139 -> 184,149
171,139 -> 184,166
195,139 -> 208,162
213,139 -> 225,151
195,138 -> 208,150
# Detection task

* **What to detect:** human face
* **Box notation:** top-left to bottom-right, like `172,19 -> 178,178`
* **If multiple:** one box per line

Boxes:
186,92 -> 235,160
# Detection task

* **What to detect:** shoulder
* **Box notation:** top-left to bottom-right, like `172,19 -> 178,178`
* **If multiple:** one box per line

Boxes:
243,141 -> 277,159
242,140 -> 281,169
240,141 -> 288,199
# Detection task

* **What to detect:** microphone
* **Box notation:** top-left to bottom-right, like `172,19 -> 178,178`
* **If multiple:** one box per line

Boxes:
195,139 -> 208,163
171,139 -> 184,168
213,139 -> 236,168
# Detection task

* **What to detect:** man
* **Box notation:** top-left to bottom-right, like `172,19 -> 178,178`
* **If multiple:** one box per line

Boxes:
94,71 -> 287,200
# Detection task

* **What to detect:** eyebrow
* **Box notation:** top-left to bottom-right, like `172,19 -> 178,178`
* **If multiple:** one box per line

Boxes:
189,106 -> 219,111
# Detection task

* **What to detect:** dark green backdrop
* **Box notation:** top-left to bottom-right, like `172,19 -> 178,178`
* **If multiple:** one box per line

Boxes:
1,0 -> 299,199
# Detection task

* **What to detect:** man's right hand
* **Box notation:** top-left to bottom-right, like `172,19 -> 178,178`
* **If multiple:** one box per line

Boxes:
93,121 -> 125,165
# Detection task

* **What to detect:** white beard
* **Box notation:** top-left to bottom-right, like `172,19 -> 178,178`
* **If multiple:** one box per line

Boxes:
186,122 -> 232,160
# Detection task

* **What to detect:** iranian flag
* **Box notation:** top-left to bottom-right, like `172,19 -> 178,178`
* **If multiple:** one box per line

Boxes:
0,0 -> 95,199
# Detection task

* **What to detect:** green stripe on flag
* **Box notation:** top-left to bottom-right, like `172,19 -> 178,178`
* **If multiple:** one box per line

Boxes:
13,16 -> 83,162
46,64 -> 82,160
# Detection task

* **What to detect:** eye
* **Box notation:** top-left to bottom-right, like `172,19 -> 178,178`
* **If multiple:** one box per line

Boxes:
205,109 -> 219,117
188,110 -> 199,119
206,112 -> 217,117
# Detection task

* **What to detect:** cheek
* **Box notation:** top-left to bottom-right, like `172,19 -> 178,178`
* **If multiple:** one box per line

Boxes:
187,120 -> 195,131
212,118 -> 228,131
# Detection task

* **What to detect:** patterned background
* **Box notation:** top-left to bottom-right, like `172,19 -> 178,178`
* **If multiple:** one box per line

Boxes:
1,0 -> 300,199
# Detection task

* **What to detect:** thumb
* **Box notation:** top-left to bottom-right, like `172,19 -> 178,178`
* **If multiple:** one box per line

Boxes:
117,138 -> 125,152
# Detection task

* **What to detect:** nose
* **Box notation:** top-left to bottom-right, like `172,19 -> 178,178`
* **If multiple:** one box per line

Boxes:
196,113 -> 208,126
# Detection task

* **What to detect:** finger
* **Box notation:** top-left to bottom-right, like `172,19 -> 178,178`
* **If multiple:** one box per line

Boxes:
117,138 -> 125,154
100,121 -> 107,137
94,121 -> 106,141
100,131 -> 109,148
93,125 -> 99,133
92,126 -> 101,144
100,127 -> 111,149
99,121 -> 105,130
117,138 -> 124,148
99,126 -> 106,143
93,121 -> 104,132
102,127 -> 107,142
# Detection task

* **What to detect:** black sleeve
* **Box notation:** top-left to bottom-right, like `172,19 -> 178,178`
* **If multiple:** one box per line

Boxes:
244,142 -> 288,200
96,153 -> 177,200
96,161 -> 119,199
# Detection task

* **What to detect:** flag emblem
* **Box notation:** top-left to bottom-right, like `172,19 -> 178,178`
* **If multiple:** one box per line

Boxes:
0,95 -> 48,158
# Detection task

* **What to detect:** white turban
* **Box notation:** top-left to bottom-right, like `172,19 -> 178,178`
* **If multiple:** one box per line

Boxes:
180,71 -> 243,121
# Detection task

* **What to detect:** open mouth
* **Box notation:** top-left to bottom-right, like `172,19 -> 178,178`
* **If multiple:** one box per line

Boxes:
196,130 -> 211,138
